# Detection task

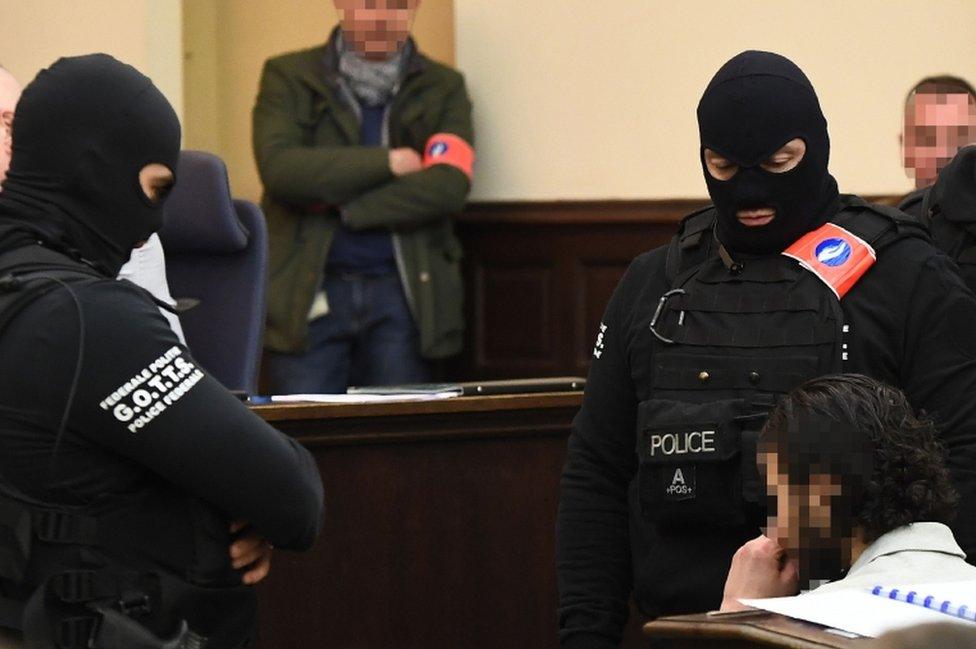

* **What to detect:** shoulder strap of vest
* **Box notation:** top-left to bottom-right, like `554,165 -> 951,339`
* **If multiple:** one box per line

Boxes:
831,194 -> 929,251
0,246 -> 103,341
665,205 -> 717,284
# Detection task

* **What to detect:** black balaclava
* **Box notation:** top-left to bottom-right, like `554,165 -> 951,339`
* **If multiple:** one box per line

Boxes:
0,54 -> 180,276
697,51 -> 840,255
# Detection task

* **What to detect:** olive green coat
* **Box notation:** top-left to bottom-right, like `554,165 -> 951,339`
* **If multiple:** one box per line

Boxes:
253,35 -> 472,358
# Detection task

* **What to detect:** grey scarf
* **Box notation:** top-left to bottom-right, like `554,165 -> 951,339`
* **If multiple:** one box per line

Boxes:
336,32 -> 410,107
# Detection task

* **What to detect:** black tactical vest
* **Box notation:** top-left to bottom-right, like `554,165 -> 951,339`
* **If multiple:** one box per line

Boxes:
922,190 -> 976,294
0,245 -> 257,649
630,195 -> 926,616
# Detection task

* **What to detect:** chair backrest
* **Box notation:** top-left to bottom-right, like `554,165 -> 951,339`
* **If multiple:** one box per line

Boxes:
159,150 -> 268,393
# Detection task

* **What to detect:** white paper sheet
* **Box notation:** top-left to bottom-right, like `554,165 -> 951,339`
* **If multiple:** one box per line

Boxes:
270,392 -> 460,404
741,588 -> 975,638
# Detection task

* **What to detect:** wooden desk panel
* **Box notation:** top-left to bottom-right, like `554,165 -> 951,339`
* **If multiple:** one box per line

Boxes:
251,394 -> 581,649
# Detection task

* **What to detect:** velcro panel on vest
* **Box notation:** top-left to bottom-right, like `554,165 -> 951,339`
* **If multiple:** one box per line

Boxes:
636,399 -> 756,529
674,291 -> 823,315
669,323 -> 836,348
638,403 -> 740,466
422,133 -> 474,180
782,223 -> 876,299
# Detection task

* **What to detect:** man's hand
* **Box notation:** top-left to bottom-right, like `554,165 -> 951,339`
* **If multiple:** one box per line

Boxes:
720,535 -> 799,611
388,147 -> 423,176
230,520 -> 274,586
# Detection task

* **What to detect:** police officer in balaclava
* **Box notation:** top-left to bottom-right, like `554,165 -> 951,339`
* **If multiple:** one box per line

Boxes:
0,54 -> 323,649
556,50 -> 976,649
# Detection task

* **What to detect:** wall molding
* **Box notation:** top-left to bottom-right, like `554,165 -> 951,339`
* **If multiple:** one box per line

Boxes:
459,195 -> 903,225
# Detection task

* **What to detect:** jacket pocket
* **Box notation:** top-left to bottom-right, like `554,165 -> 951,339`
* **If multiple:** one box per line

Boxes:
266,207 -> 304,282
636,398 -> 761,530
425,235 -> 464,344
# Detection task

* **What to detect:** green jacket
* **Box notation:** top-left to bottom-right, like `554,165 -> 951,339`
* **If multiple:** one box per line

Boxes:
253,33 -> 473,358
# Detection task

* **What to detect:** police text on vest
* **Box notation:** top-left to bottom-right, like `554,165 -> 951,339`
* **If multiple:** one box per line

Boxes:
649,430 -> 716,456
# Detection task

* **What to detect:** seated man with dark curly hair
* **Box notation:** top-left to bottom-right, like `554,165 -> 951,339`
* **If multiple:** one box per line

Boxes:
720,374 -> 976,610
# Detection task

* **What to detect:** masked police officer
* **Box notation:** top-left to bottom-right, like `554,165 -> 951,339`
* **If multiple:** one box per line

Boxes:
556,50 -> 976,648
0,55 -> 324,648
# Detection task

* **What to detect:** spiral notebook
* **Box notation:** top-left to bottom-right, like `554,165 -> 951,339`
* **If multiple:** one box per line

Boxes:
870,581 -> 976,622
741,581 -> 976,638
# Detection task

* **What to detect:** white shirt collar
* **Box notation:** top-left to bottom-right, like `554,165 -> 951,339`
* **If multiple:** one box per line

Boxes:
848,522 -> 965,575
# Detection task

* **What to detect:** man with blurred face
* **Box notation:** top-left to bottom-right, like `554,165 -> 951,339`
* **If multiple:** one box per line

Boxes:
556,51 -> 976,649
898,80 -> 976,297
898,76 -> 976,218
254,0 -> 474,394
0,66 -> 22,189
720,375 -> 976,610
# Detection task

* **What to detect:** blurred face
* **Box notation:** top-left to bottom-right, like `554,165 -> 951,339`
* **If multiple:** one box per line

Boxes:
334,0 -> 420,61
759,447 -> 853,586
903,92 -> 976,189
0,68 -> 23,187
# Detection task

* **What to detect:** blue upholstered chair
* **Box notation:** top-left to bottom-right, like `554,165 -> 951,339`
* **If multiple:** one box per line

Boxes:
159,150 -> 268,393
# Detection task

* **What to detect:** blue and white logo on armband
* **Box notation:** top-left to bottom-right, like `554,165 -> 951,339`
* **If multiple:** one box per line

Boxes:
814,238 -> 852,267
429,141 -> 449,157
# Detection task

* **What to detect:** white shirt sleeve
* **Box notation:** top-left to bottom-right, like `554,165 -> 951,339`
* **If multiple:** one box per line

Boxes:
117,233 -> 187,344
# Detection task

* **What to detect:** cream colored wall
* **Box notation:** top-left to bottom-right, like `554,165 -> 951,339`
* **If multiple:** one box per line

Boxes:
0,0 -> 184,121
182,0 -> 456,202
456,0 -> 976,201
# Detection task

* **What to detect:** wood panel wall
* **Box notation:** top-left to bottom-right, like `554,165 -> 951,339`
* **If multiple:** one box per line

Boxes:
452,200 -> 702,380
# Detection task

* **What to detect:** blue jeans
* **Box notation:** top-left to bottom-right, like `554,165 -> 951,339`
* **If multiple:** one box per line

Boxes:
266,271 -> 430,394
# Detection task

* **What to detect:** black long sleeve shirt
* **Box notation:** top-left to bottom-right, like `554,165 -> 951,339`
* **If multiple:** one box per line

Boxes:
0,276 -> 324,566
556,223 -> 976,648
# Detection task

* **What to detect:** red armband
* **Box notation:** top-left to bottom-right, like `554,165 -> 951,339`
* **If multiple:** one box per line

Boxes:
782,222 -> 876,299
423,133 -> 474,180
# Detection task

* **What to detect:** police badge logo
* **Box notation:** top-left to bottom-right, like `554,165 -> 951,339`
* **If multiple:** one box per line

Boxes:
814,238 -> 852,267
421,133 -> 475,180
428,141 -> 449,157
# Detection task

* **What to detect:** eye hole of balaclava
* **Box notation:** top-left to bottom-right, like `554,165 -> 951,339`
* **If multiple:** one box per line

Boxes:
697,51 -> 839,255
138,163 -> 176,207
704,138 -> 808,182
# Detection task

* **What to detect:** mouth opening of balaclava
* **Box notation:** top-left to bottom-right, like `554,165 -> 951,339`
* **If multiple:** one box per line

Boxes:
697,51 -> 840,255
0,53 -> 181,276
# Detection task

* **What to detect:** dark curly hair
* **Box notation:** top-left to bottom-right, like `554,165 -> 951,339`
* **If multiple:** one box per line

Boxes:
761,374 -> 958,543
